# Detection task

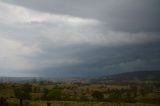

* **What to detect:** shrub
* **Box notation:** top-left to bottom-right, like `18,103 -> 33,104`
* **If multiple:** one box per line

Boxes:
92,91 -> 104,100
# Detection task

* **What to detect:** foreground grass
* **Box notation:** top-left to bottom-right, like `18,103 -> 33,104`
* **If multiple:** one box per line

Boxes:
7,99 -> 160,106
30,101 -> 160,106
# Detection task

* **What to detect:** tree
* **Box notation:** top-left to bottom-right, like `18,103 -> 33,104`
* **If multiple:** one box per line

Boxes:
43,88 -> 62,100
14,83 -> 32,99
92,91 -> 104,100
107,92 -> 122,102
47,89 -> 62,100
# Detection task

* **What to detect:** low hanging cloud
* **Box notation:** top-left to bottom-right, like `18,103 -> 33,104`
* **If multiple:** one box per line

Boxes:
0,36 -> 41,70
1,1 -> 160,47
0,1 -> 99,25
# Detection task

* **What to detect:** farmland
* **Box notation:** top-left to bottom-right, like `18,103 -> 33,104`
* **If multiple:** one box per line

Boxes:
0,80 -> 160,106
0,71 -> 159,106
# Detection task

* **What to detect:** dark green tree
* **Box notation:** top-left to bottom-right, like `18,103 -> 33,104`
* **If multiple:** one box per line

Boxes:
92,91 -> 104,100
14,83 -> 32,99
42,88 -> 62,100
47,89 -> 62,100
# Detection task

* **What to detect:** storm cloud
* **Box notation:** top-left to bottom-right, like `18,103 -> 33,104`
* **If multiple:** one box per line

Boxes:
0,0 -> 160,77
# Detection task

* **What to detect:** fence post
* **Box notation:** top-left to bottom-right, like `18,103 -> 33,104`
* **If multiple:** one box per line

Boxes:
0,97 -> 1,106
20,99 -> 23,106
0,97 -> 7,106
47,102 -> 51,106
0,97 -> 4,106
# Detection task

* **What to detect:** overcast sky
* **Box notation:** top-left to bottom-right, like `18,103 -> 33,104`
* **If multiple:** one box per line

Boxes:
0,0 -> 160,77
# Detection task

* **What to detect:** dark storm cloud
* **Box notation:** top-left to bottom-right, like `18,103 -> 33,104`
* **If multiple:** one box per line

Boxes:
0,0 -> 160,77
34,42 -> 160,77
3,0 -> 160,33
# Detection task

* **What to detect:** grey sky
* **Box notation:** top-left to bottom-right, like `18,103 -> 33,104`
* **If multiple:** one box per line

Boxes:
0,0 -> 160,77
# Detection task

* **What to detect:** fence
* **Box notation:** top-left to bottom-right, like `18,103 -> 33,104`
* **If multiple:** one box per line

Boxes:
0,97 -> 52,106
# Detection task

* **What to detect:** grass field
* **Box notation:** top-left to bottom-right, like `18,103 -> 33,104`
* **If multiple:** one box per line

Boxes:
1,81 -> 160,106
7,99 -> 160,106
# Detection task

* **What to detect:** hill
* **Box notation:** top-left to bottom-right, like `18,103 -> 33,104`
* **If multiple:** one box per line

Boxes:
94,70 -> 160,83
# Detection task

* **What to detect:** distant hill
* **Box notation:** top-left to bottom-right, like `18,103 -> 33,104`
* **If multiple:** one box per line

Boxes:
0,77 -> 44,83
95,71 -> 160,83
92,71 -> 160,83
0,71 -> 160,83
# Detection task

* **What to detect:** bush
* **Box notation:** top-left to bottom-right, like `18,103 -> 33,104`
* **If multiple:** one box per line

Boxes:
43,88 -> 62,100
106,92 -> 122,102
92,91 -> 104,100
14,83 -> 32,99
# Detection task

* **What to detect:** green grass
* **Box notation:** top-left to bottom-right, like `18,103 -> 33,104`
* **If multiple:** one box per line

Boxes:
7,99 -> 160,106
